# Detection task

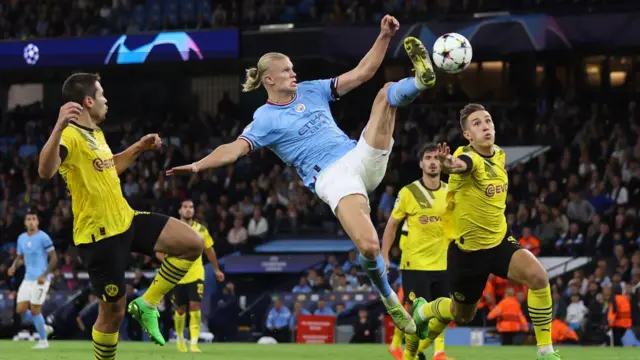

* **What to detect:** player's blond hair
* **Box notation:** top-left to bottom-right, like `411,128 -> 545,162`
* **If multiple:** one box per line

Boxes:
242,52 -> 288,92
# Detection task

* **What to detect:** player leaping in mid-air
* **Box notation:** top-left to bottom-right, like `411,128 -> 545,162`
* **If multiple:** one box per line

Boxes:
412,103 -> 561,360
167,15 -> 435,334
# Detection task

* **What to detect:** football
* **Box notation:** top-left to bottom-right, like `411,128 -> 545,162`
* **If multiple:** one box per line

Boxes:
23,43 -> 40,65
432,33 -> 473,74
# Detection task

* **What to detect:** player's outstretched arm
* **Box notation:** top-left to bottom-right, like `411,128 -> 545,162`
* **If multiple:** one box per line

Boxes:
38,102 -> 82,179
166,139 -> 250,176
436,142 -> 469,174
113,133 -> 162,175
333,15 -> 399,97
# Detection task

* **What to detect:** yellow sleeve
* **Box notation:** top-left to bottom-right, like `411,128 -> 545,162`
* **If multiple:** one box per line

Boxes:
391,187 -> 409,221
60,128 -> 76,164
202,226 -> 214,249
454,146 -> 483,176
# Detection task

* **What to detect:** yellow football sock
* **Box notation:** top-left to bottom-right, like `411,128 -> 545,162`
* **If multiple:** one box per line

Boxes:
420,297 -> 453,323
391,326 -> 404,348
434,330 -> 445,354
92,327 -> 118,360
174,311 -> 186,340
403,333 -> 420,358
528,285 -> 553,347
189,310 -> 201,344
143,257 -> 194,307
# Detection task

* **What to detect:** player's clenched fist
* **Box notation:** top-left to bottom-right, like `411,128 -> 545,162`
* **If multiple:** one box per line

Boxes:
57,102 -> 82,129
380,15 -> 400,38
139,133 -> 162,151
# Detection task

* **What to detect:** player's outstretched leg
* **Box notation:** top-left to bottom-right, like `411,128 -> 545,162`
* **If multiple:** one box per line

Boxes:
508,250 -> 561,360
363,36 -> 435,154
386,36 -> 435,108
128,216 -> 204,346
335,196 -> 416,334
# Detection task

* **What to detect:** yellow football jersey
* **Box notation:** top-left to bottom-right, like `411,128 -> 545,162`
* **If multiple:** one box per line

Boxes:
179,221 -> 214,284
448,145 -> 508,251
391,179 -> 451,271
58,122 -> 135,245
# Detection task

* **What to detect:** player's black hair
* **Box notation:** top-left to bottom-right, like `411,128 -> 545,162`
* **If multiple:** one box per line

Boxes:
181,199 -> 194,206
62,73 -> 101,104
459,103 -> 486,130
417,142 -> 437,161
25,208 -> 38,217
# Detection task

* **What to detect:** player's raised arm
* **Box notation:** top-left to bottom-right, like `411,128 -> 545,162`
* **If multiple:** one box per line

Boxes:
113,133 -> 162,175
166,139 -> 250,176
38,102 -> 83,179
436,142 -> 470,174
334,15 -> 399,97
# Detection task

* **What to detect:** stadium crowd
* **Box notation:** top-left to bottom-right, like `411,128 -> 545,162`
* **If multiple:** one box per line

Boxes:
2,0 -> 640,40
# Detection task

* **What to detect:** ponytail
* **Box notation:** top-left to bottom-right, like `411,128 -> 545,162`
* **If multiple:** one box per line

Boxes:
242,67 -> 261,92
240,52 -> 288,93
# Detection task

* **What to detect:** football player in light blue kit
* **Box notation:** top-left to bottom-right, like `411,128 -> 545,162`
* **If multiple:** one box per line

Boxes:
167,15 -> 436,334
8,211 -> 58,349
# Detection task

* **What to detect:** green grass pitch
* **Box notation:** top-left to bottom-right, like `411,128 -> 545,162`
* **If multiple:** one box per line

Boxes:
0,341 -> 635,359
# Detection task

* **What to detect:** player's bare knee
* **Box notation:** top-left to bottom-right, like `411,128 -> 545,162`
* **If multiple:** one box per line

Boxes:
181,232 -> 204,260
16,303 -> 28,314
528,267 -> 549,290
376,82 -> 394,105
357,238 -> 380,259
189,302 -> 201,312
30,305 -> 42,315
176,306 -> 187,315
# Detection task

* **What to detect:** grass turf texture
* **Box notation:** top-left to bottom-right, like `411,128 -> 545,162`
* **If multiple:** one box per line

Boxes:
1,341 -> 634,359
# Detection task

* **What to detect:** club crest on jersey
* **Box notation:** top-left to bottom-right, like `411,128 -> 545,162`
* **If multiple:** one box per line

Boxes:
105,284 -> 119,297
295,103 -> 306,113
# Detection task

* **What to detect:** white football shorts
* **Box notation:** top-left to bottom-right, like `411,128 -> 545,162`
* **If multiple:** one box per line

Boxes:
17,280 -> 50,305
316,132 -> 393,213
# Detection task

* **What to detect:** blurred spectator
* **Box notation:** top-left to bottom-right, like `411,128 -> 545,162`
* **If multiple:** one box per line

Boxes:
487,287 -> 529,345
247,207 -> 268,241
210,282 -> 240,342
565,293 -> 588,331
567,189 -> 595,224
289,300 -> 310,333
608,285 -> 632,346
342,251 -> 358,272
227,217 -> 248,250
265,298 -> 291,343
350,308 -> 377,343
313,300 -> 335,316
292,276 -> 312,293
377,185 -> 395,221
519,227 -> 541,256
555,223 -> 585,256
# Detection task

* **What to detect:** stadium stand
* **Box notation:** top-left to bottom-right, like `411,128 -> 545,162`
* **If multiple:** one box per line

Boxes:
0,0 -> 640,355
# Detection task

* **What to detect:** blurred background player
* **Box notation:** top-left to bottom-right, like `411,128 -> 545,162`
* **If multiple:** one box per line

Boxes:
413,104 -> 560,360
37,73 -> 205,359
8,211 -> 57,349
157,199 -> 224,353
382,143 -> 453,360
167,16 -> 436,335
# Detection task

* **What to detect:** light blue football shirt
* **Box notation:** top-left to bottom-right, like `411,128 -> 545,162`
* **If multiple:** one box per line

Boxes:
17,230 -> 54,281
239,78 -> 356,191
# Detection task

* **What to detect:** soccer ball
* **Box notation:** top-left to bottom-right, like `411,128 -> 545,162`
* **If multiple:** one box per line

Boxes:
432,33 -> 472,74
23,43 -> 40,65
